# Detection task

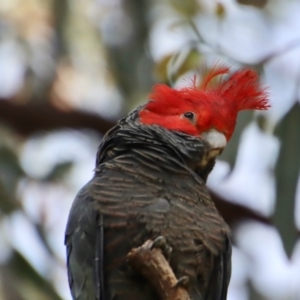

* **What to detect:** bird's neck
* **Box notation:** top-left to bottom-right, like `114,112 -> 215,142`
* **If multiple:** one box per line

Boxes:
96,122 -> 215,182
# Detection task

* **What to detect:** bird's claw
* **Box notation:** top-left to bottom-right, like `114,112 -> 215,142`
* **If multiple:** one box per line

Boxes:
151,236 -> 172,261
174,276 -> 189,289
151,236 -> 166,249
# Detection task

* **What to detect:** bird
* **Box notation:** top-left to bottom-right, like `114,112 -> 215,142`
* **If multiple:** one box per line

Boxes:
65,65 -> 269,300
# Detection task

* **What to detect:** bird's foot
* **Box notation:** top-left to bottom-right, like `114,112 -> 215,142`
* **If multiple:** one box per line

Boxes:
127,239 -> 190,300
174,276 -> 189,289
151,236 -> 172,261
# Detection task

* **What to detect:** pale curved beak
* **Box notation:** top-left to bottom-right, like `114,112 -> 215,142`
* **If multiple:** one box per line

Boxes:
200,129 -> 227,150
197,130 -> 227,167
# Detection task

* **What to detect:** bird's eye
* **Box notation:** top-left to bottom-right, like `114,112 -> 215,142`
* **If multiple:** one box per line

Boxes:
183,112 -> 195,120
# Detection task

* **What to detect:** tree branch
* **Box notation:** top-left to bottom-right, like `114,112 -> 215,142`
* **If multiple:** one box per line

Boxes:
211,191 -> 270,227
127,239 -> 190,300
0,100 -> 115,136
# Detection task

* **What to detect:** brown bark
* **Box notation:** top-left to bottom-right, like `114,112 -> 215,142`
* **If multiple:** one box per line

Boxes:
127,239 -> 190,300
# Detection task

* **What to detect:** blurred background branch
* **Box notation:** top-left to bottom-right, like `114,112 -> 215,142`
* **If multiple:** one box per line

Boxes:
0,100 -> 114,136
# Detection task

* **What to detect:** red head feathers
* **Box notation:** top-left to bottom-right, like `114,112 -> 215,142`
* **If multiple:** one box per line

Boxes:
139,65 -> 269,142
